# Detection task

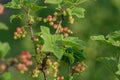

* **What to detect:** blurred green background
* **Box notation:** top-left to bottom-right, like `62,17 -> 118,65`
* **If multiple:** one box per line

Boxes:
0,0 -> 120,80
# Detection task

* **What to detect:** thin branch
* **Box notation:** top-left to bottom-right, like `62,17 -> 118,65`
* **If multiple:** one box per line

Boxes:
55,20 -> 62,34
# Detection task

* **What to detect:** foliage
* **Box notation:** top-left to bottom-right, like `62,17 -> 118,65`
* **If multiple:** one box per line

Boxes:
0,0 -> 87,80
91,30 -> 120,80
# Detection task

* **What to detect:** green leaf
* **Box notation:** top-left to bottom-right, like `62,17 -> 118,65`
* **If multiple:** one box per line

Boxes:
25,3 -> 47,11
91,35 -> 106,41
0,72 -> 12,80
41,26 -> 50,34
116,57 -> 120,75
44,0 -> 62,4
0,42 -> 10,57
71,7 -> 85,18
4,0 -> 21,9
9,14 -> 23,23
64,52 -> 75,64
63,1 -> 73,7
0,22 -> 8,30
62,37 -> 86,48
107,30 -> 120,39
116,64 -> 120,75
91,34 -> 120,47
40,26 -> 63,60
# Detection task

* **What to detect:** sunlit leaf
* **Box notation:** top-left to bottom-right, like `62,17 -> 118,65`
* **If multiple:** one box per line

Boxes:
44,0 -> 62,4
0,42 -> 10,57
0,22 -> 8,30
71,7 -> 85,18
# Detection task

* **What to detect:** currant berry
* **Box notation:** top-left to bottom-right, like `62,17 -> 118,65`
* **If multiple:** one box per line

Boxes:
0,64 -> 6,72
32,67 -> 40,78
63,27 -> 68,32
26,61 -> 33,66
17,63 -> 28,72
0,4 -> 4,15
43,18 -> 47,23
45,69 -> 50,75
49,21 -> 54,26
69,18 -> 74,24
53,24 -> 58,29
52,17 -> 57,21
16,27 -> 22,33
54,12 -> 58,16
60,28 -> 64,32
14,32 -> 18,36
64,33 -> 69,37
60,76 -> 64,80
47,15 -> 52,21
63,11 -> 67,16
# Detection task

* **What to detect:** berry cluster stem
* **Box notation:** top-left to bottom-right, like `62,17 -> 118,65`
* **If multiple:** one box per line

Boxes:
28,21 -> 38,54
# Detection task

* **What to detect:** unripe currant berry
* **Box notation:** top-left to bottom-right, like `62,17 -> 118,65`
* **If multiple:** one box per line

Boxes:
52,17 -> 57,21
45,69 -> 50,75
14,36 -> 17,39
32,67 -> 40,78
36,17 -> 42,22
69,18 -> 74,24
22,34 -> 26,37
49,21 -> 54,26
43,18 -> 47,23
0,64 -> 6,72
53,62 -> 58,66
33,37 -> 39,41
69,16 -> 73,20
47,15 -> 52,21
39,45 -> 43,50
47,59 -> 52,66
54,73 -> 57,77
67,29 -> 71,33
0,4 -> 4,15
53,24 -> 58,29
14,32 -> 18,36
54,12 -> 58,16
74,66 -> 80,72
63,11 -> 67,16
64,33 -> 69,37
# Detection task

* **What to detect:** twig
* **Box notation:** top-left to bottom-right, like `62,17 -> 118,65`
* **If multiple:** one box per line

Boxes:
55,20 -> 62,34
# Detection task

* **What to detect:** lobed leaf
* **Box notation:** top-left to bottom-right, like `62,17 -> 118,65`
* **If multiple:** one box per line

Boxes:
62,37 -> 86,48
4,0 -> 21,9
40,26 -> 63,60
71,7 -> 85,18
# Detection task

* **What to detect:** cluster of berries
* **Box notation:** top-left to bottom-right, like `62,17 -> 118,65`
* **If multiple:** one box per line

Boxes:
0,4 -> 4,15
14,27 -> 27,39
16,51 -> 33,73
73,62 -> 86,73
42,11 -> 73,37
31,66 -> 40,78
56,76 -> 64,80
46,59 -> 64,80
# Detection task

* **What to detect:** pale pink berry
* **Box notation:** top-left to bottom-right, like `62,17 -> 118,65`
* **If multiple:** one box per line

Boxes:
0,4 -> 4,15
64,33 -> 69,37
53,24 -> 58,29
